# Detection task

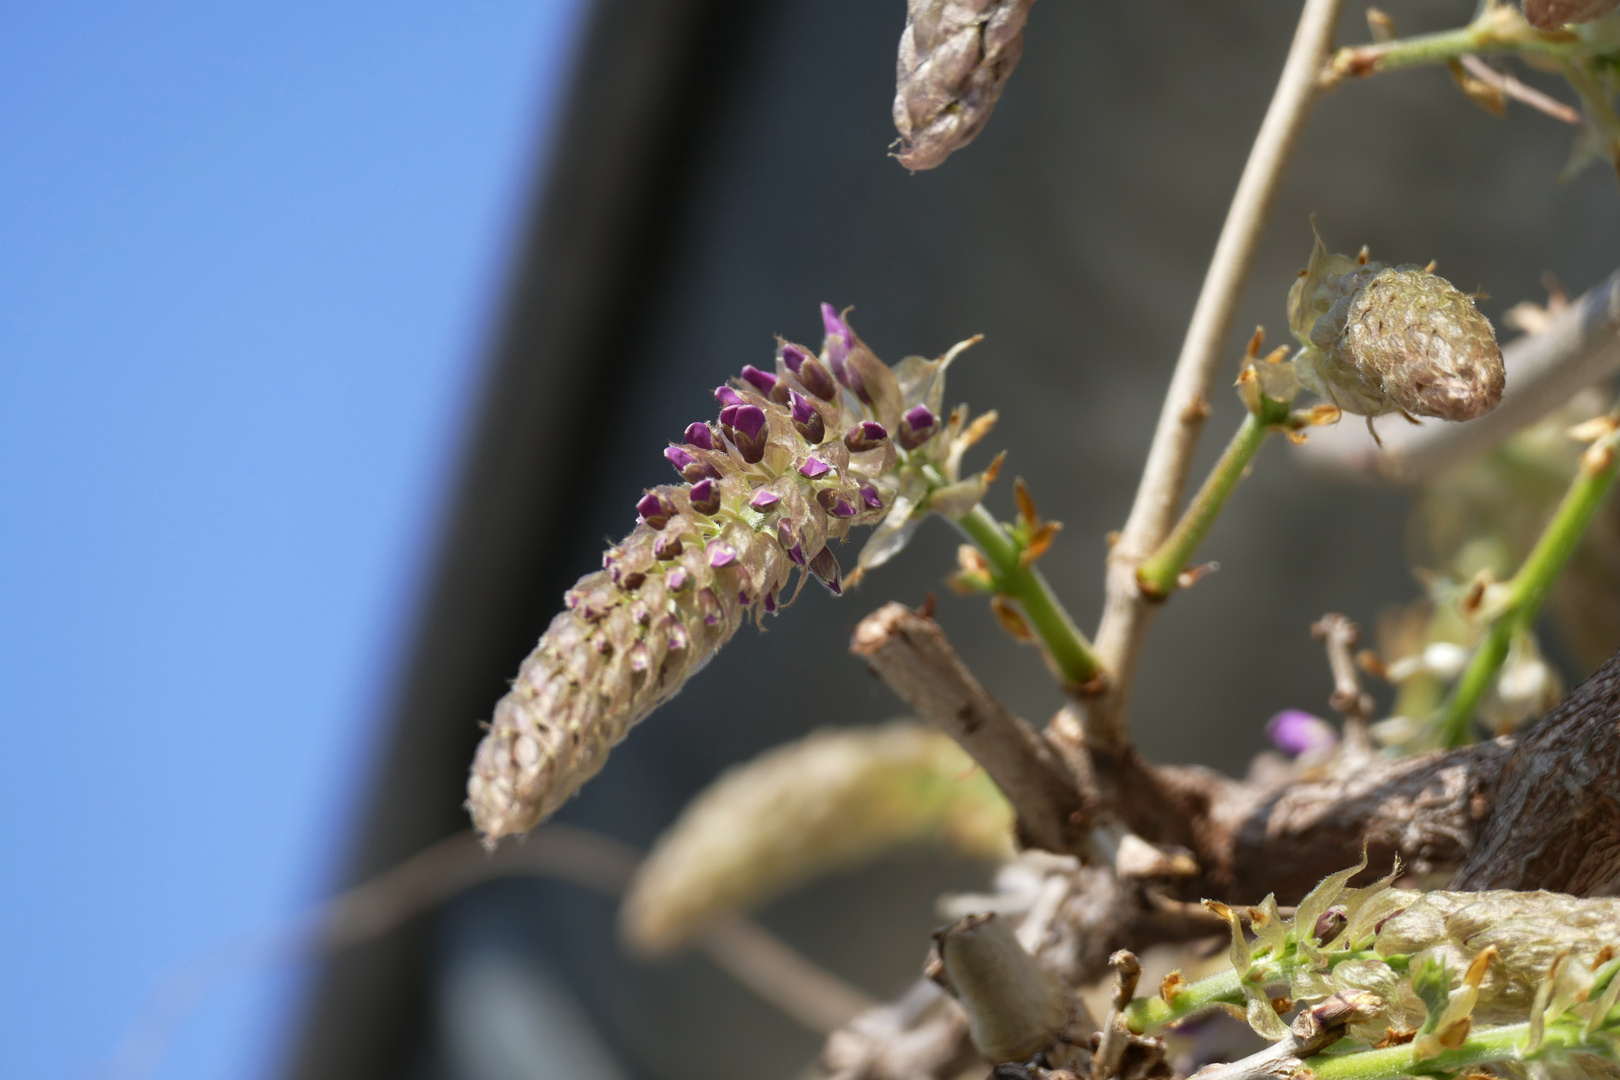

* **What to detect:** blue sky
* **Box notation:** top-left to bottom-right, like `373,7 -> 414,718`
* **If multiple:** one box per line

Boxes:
0,3 -> 583,1076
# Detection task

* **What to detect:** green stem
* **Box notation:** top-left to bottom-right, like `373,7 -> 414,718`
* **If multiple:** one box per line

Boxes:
1335,11 -> 1587,77
1137,409 -> 1278,598
1434,425 -> 1620,747
1124,967 -> 1246,1033
956,504 -> 1102,689
1306,1018 -> 1597,1080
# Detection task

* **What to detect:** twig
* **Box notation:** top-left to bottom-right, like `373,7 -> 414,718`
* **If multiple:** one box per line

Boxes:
1086,0 -> 1347,748
1325,5 -> 1584,84
700,914 -> 875,1034
851,602 -> 1091,852
102,827 -> 868,1080
1190,992 -> 1381,1080
1311,613 -> 1375,760
1433,410 -> 1620,746
958,504 -> 1104,691
1298,268 -> 1620,482
1458,55 -> 1581,124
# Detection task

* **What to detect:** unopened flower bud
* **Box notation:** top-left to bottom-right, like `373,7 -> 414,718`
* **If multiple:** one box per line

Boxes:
707,541 -> 738,569
899,404 -> 939,449
683,422 -> 715,451
726,404 -> 769,463
783,342 -> 838,400
809,545 -> 842,594
844,420 -> 889,453
666,566 -> 690,591
1313,905 -> 1349,945
653,534 -> 683,560
789,391 -> 827,444
637,492 -> 675,529
664,445 -> 718,482
741,364 -> 787,403
714,385 -> 745,408
821,303 -> 867,401
749,489 -> 781,512
688,478 -> 721,515
1288,228 -> 1504,422
892,0 -> 1036,171
860,484 -> 884,510
800,456 -> 831,479
1265,709 -> 1338,758
818,489 -> 858,517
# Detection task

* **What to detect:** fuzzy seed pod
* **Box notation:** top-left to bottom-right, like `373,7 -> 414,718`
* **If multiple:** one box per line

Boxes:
1287,226 -> 1504,422
466,305 -> 998,844
619,722 -> 1013,956
892,0 -> 1037,171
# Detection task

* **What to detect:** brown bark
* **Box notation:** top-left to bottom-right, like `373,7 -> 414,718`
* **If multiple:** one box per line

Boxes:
1452,650 -> 1620,893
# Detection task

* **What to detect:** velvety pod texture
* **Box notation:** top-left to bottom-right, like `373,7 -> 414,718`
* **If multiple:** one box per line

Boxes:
466,305 -> 992,844
1287,228 -> 1504,422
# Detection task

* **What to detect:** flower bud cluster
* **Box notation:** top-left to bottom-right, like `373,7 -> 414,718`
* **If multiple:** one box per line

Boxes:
1286,226 -> 1504,423
466,305 -> 996,843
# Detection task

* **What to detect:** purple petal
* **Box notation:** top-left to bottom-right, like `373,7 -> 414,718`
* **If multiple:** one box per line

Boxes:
763,591 -> 776,613
664,446 -> 696,471
715,386 -> 745,408
665,567 -> 689,591
737,589 -> 750,604
790,390 -> 816,425
820,302 -> 850,348
731,404 -> 767,440
741,365 -> 778,396
684,422 -> 715,451
719,404 -> 740,428
799,457 -> 830,479
781,343 -> 809,374
707,541 -> 738,569
749,489 -> 781,511
833,499 -> 856,517
1266,710 -> 1338,758
860,484 -> 884,510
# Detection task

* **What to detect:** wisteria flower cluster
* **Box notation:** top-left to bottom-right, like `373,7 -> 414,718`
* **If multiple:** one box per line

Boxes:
466,305 -> 999,843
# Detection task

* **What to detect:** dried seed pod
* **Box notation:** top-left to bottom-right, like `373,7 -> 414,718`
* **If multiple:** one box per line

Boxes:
466,306 -> 997,844
619,722 -> 1013,955
1523,0 -> 1619,28
892,0 -> 1037,171
1287,226 -> 1504,422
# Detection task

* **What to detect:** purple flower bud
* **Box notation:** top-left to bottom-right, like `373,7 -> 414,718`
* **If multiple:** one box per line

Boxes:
763,591 -> 777,613
898,404 -> 939,450
820,302 -> 850,360
684,422 -> 715,451
781,343 -> 810,374
777,520 -> 806,564
715,386 -> 745,408
637,491 -> 675,529
808,544 -> 842,595
618,571 -> 646,591
707,541 -> 738,569
666,566 -> 690,591
665,618 -> 689,651
844,420 -> 888,453
688,478 -> 721,515
740,365 -> 778,396
818,489 -> 858,517
1313,906 -> 1349,945
698,587 -> 721,626
749,489 -> 781,512
799,457 -> 831,479
653,533 -> 683,560
789,390 -> 826,444
727,404 -> 768,464
1265,710 -> 1338,758
719,404 -> 740,429
860,484 -> 883,510
664,445 -> 696,472
737,589 -> 750,604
